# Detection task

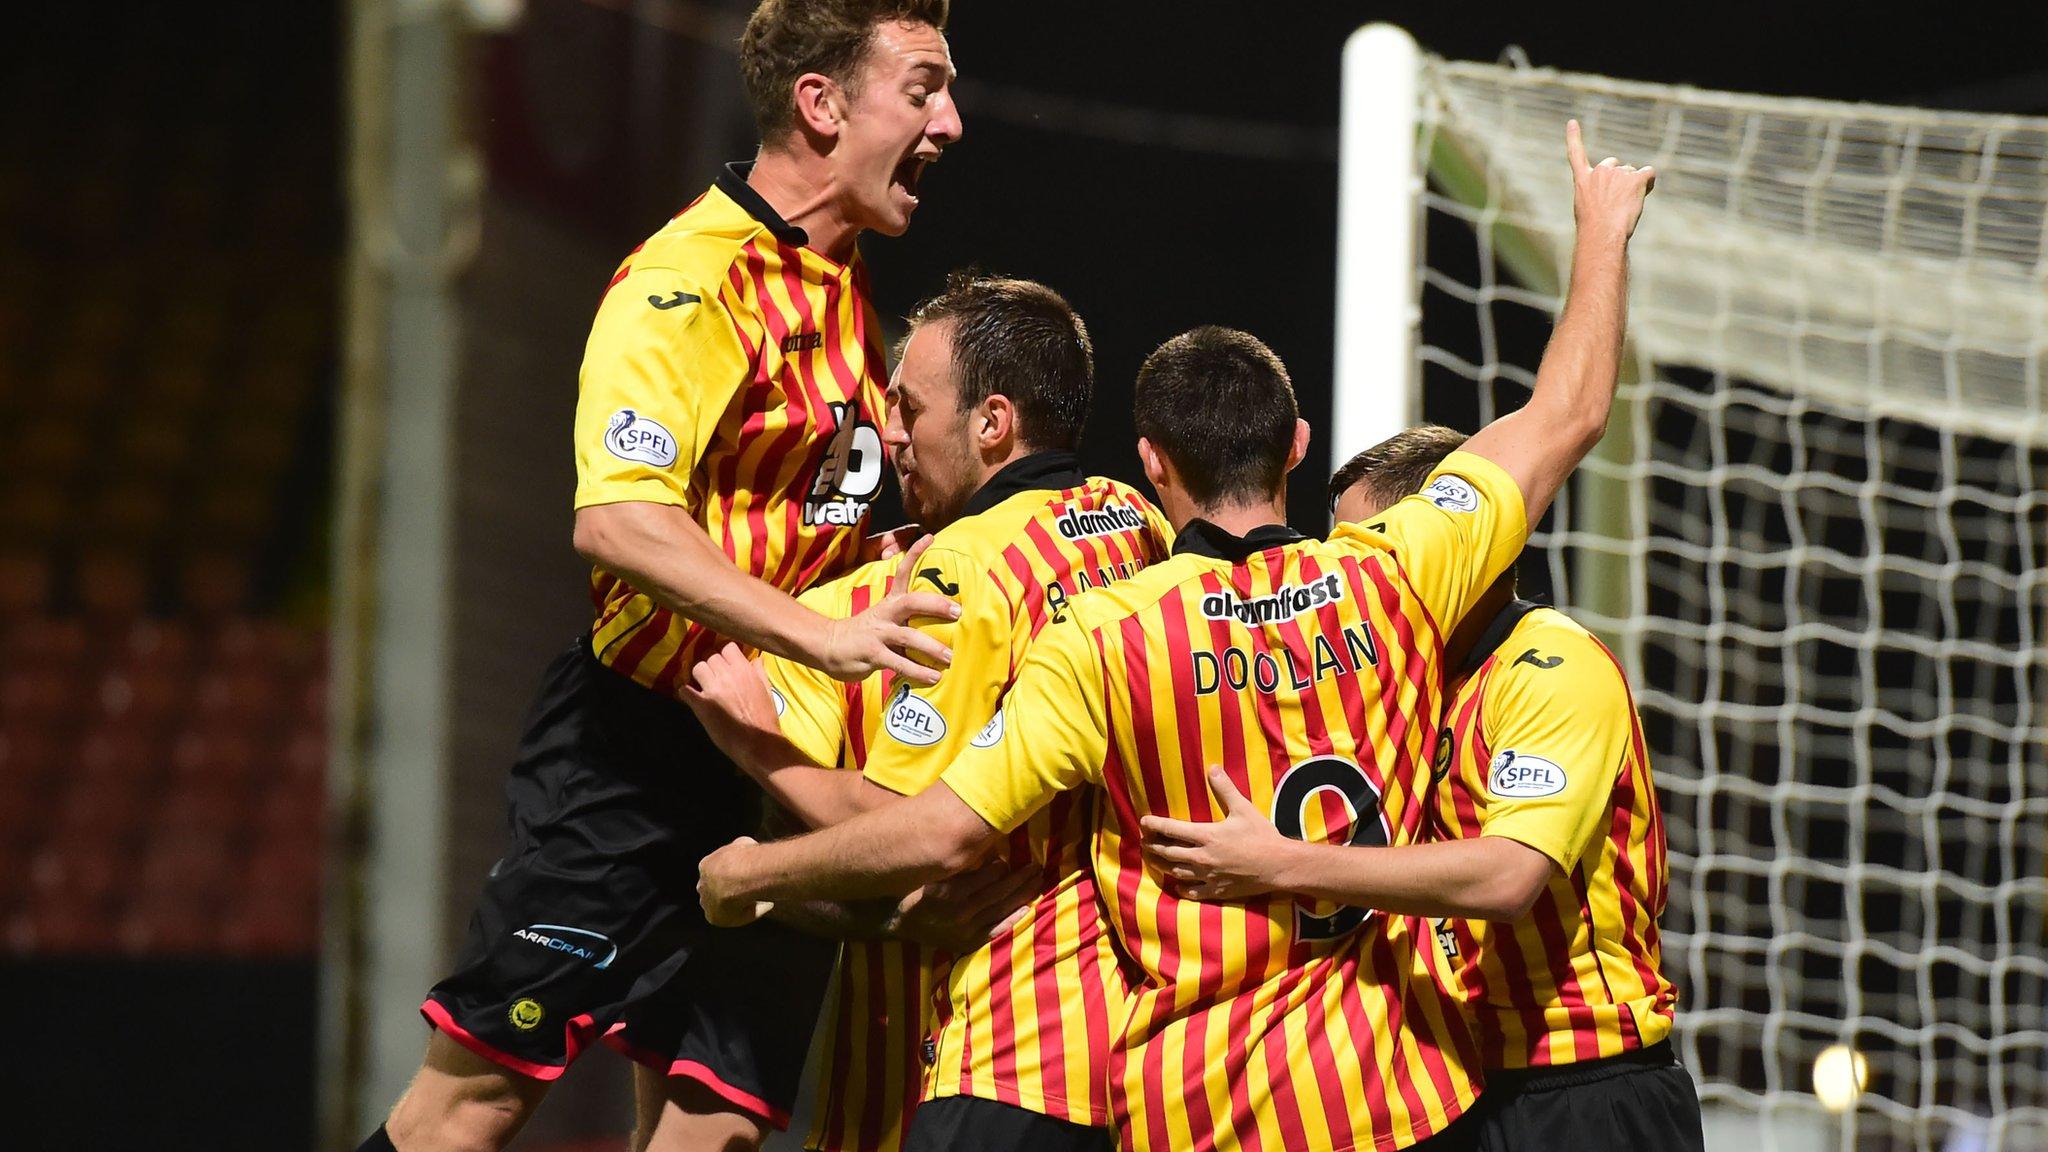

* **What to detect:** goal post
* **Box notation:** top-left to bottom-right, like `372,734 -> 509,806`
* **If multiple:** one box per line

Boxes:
1339,29 -> 2048,1152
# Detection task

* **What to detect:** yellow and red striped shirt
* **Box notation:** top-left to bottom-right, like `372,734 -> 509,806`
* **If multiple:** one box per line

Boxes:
1429,602 -> 1677,1069
942,451 -> 1529,1152
573,164 -> 886,697
768,570 -> 936,1152
764,457 -> 1170,1152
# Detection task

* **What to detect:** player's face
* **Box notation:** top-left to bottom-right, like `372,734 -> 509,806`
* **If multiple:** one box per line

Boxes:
1333,481 -> 1387,525
836,20 -> 961,237
886,321 -> 978,529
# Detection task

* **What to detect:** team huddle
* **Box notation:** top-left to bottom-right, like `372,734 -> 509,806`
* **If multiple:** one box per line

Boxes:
355,2 -> 1705,1151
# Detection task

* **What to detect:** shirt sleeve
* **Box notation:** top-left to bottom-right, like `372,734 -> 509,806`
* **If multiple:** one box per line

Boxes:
573,266 -> 754,511
1328,449 -> 1529,636
759,579 -> 856,770
1472,627 -> 1633,871
939,612 -> 1108,835
861,546 -> 1005,797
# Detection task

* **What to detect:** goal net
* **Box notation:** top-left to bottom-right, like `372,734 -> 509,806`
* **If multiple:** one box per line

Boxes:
1340,29 -> 2048,1152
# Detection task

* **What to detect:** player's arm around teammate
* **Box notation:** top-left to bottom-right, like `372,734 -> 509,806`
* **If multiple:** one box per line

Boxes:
1141,763 -> 1556,917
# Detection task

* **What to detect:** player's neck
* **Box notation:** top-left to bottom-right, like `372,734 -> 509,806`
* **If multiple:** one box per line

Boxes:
746,148 -> 861,263
1444,576 -> 1517,672
1180,497 -> 1291,540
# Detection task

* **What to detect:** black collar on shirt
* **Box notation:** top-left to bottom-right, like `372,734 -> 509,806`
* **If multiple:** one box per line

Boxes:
718,161 -> 810,247
1171,519 -> 1308,563
1458,598 -> 1548,677
959,451 -> 1087,518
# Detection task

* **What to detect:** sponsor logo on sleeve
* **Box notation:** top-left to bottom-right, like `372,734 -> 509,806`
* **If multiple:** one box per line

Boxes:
1423,475 -> 1480,513
885,682 -> 947,747
1487,750 -> 1567,798
604,408 -> 678,468
769,687 -> 788,716
971,707 -> 1005,749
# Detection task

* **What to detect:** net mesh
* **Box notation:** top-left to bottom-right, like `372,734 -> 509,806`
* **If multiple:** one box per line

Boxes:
1412,57 -> 2048,1150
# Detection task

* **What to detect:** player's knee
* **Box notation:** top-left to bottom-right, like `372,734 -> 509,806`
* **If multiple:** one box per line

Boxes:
389,1089 -> 533,1152
387,1036 -> 546,1152
634,1076 -> 769,1152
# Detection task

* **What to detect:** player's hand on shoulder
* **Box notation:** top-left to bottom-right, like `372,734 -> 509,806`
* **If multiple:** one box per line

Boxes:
698,836 -> 774,927
1566,118 -> 1656,242
1140,766 -> 1292,901
816,535 -> 960,686
887,857 -> 1041,953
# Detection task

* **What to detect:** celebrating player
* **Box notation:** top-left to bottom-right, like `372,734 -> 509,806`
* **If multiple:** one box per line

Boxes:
689,120 -> 1651,1151
678,273 -> 1171,1152
356,4 -> 964,1152
1141,422 -> 1704,1151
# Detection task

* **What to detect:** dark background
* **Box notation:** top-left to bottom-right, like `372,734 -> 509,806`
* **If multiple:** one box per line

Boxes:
4,1 -> 2043,1148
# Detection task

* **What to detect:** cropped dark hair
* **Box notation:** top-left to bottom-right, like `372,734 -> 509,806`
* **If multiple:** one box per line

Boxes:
1327,424 -> 1470,515
1131,327 -> 1298,506
739,0 -> 950,143
907,272 -> 1093,452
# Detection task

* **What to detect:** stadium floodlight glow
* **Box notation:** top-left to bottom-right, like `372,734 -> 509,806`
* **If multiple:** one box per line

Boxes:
1812,1044 -> 1869,1113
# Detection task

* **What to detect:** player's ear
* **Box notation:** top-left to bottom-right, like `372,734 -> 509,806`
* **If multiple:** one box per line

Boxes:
977,393 -> 1015,454
1137,437 -> 1169,490
1284,419 -> 1311,474
791,72 -> 846,141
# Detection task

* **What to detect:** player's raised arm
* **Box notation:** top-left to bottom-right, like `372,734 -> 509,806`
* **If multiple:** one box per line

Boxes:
1458,119 -> 1655,527
699,599 -> 1112,926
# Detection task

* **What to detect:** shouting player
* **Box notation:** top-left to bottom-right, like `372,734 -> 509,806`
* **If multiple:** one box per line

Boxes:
356,4 -> 963,1152
680,273 -> 1171,1152
1143,421 -> 1704,1151
689,120 -> 1652,1151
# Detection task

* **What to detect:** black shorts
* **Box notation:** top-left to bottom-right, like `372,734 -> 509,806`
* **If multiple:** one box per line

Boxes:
1471,1041 -> 1705,1152
903,1095 -> 1112,1152
422,638 -> 837,1126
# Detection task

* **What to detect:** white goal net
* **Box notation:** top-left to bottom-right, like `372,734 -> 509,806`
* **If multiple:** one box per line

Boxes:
1347,33 -> 2048,1152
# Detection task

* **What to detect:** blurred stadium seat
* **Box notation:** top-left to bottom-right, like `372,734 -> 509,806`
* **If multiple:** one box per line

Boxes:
0,628 -> 327,960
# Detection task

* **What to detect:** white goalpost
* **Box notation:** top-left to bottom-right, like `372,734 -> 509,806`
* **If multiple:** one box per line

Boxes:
1338,25 -> 2048,1152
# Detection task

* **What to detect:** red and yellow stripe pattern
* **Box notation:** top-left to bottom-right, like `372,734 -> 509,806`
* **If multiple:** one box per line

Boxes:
578,182 -> 887,698
1431,607 -> 1677,1069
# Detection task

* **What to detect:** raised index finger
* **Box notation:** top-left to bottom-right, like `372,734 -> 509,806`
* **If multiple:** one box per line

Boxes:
1565,118 -> 1589,175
